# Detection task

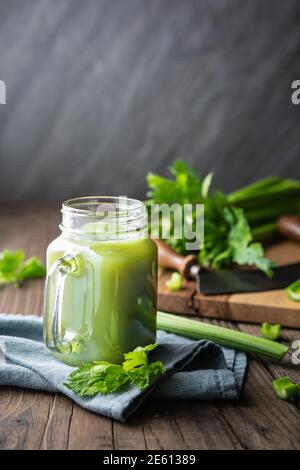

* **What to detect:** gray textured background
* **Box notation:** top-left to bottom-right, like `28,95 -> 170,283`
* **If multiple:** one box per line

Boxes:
0,0 -> 299,202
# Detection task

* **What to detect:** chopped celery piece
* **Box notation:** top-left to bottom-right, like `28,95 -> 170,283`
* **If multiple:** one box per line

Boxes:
157,311 -> 288,360
286,279 -> 300,302
260,322 -> 281,341
166,272 -> 184,291
272,377 -> 300,400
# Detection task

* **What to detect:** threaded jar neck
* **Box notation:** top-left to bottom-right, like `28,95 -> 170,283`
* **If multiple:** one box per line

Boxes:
60,196 -> 148,240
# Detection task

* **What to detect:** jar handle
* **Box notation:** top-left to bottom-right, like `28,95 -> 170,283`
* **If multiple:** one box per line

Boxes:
44,253 -> 83,353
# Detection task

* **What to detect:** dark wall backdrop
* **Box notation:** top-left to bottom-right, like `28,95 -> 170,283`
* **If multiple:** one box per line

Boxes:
0,0 -> 299,202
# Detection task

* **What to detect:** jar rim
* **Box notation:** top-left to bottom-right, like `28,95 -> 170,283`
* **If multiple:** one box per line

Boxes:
60,196 -> 148,240
62,196 -> 145,217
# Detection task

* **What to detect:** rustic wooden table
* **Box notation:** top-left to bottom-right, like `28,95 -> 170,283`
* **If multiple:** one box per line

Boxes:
0,204 -> 300,450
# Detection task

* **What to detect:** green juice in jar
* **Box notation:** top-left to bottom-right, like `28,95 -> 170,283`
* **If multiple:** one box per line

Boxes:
43,197 -> 157,366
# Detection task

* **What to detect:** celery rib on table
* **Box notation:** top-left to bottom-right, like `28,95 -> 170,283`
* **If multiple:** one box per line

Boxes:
157,311 -> 288,360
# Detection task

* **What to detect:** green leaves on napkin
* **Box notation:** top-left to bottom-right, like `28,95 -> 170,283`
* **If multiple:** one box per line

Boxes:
65,343 -> 165,397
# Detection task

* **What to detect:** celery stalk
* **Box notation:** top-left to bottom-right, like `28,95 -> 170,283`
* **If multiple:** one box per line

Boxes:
157,311 -> 288,360
251,222 -> 279,243
229,178 -> 300,207
244,201 -> 300,225
228,177 -> 300,244
228,177 -> 285,201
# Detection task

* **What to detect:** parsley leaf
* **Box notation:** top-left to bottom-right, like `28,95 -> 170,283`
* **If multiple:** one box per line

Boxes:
123,343 -> 166,391
65,362 -> 129,396
128,361 -> 166,390
225,206 -> 275,276
18,256 -> 46,281
147,160 -> 205,205
199,196 -> 274,276
64,344 -> 166,397
0,249 -> 46,287
0,250 -> 24,282
122,343 -> 158,372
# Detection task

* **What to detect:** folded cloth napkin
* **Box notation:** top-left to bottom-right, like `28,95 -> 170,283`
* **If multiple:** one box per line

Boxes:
0,314 -> 247,422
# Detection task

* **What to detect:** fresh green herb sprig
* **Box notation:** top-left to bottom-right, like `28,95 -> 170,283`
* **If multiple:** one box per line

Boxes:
123,344 -> 165,390
147,160 -> 211,205
260,322 -> 281,341
199,193 -> 274,275
65,343 -> 165,397
273,377 -> 300,401
147,160 -> 274,276
0,249 -> 45,287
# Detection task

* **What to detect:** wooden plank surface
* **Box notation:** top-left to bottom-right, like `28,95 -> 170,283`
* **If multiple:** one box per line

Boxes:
158,240 -> 300,328
1,203 -> 300,450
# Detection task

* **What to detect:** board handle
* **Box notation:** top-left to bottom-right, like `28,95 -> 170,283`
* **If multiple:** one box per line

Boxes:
277,215 -> 300,243
154,239 -> 198,279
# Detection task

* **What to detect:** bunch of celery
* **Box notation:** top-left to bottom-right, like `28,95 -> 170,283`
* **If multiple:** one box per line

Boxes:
147,161 -> 300,273
228,177 -> 300,243
147,161 -> 274,274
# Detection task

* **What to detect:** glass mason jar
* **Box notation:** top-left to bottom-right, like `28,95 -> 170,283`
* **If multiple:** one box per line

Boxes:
43,197 -> 157,366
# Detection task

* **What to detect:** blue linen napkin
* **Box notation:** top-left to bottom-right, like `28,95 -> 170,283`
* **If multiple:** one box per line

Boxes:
0,314 -> 247,422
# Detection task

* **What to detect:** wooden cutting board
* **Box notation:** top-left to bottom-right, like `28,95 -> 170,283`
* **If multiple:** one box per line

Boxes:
157,240 -> 300,328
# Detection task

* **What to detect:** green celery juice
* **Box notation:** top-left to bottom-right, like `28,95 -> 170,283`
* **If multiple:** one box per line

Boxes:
44,224 -> 157,366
